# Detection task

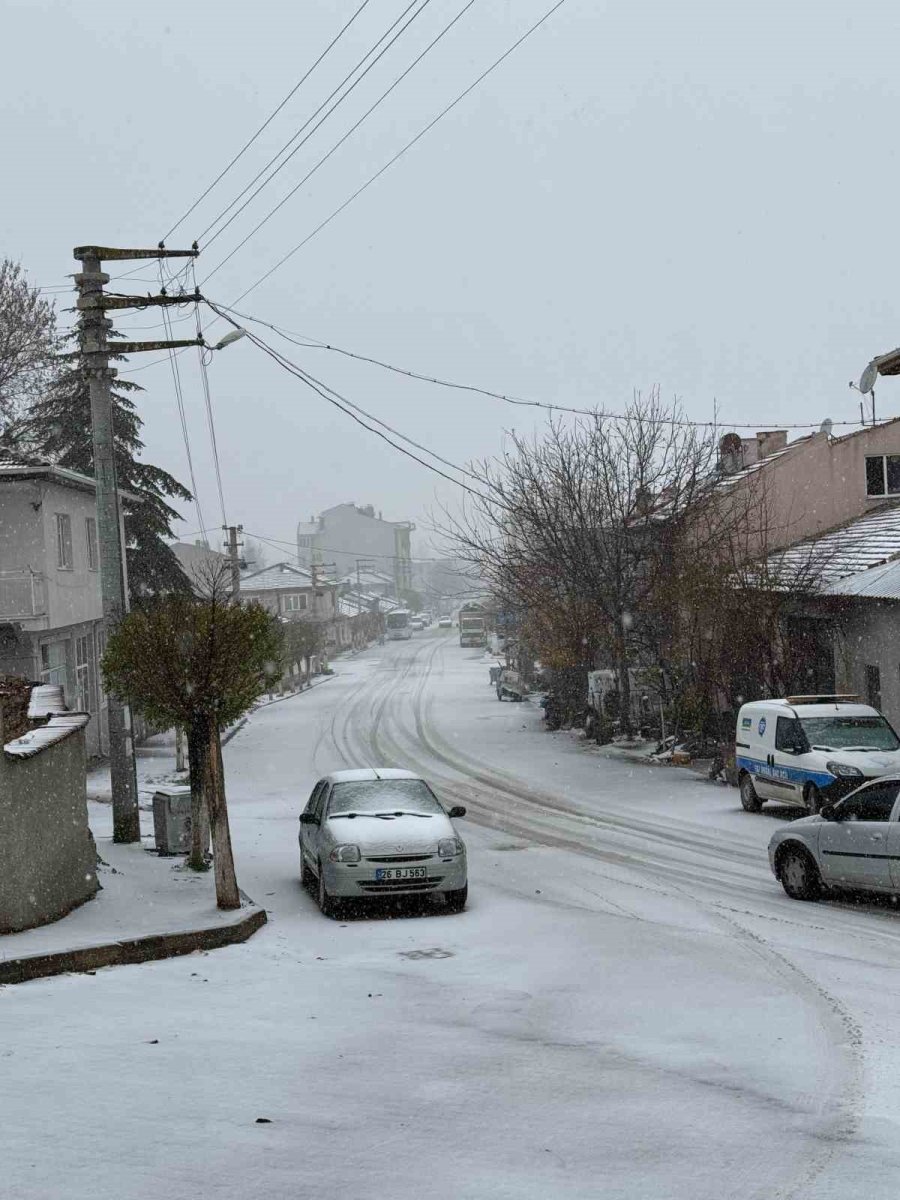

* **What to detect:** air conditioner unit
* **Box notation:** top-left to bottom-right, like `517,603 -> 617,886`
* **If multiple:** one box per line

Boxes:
152,786 -> 192,855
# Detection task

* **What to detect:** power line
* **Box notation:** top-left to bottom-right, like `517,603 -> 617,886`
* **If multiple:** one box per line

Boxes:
227,0 -> 570,307
241,529 -> 448,566
161,0 -> 373,242
201,0 -> 479,284
192,266 -> 228,526
198,0 -> 431,250
209,305 -> 499,505
158,264 -> 208,539
210,300 -> 868,432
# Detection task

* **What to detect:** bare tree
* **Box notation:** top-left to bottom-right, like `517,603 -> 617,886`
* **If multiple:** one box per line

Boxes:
0,260 -> 58,436
445,391 -> 718,733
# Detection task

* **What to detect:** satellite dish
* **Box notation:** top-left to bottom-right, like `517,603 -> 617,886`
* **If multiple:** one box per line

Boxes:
859,360 -> 879,395
819,418 -> 833,436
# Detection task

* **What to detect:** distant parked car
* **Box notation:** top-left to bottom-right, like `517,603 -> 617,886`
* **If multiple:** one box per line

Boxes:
299,769 -> 468,916
438,617 -> 452,628
769,774 -> 900,901
410,616 -> 426,630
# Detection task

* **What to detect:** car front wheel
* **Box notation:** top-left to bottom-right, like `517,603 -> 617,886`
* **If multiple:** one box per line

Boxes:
317,862 -> 340,918
779,846 -> 822,901
740,773 -> 762,813
444,884 -> 468,913
300,851 -> 312,889
805,783 -> 823,815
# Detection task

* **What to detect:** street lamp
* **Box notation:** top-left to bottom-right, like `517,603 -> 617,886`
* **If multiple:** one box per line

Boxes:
212,328 -> 247,351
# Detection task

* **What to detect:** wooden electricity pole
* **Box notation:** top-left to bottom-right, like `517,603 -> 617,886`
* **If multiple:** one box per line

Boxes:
74,244 -> 202,842
224,524 -> 243,598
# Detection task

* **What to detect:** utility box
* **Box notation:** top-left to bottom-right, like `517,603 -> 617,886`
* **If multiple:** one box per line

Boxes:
152,786 -> 192,855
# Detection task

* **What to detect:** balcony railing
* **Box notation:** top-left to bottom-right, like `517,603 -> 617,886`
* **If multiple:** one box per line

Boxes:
0,571 -> 46,620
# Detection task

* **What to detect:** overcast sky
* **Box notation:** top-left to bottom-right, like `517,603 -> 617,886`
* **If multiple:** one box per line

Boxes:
4,0 -> 900,558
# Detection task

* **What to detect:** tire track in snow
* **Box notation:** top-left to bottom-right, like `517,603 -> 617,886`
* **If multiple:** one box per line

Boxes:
336,635 -> 864,1199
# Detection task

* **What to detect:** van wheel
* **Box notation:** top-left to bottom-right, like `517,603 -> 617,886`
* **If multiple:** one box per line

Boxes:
804,783 -> 823,815
778,845 -> 822,901
739,773 -> 762,812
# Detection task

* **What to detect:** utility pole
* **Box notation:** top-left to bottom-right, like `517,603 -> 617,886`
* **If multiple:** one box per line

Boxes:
224,524 -> 243,598
75,244 -> 201,842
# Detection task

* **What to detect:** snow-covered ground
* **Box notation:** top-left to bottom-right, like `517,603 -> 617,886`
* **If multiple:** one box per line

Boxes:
5,631 -> 900,1198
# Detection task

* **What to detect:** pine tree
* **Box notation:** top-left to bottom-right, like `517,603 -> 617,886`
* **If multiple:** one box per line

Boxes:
24,337 -> 193,600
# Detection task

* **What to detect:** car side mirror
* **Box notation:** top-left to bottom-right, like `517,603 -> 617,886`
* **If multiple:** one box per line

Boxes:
820,803 -> 837,822
448,805 -> 467,819
299,812 -> 318,825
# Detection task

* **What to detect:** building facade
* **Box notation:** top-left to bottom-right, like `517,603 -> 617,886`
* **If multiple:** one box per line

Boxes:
297,503 -> 414,596
0,461 -> 129,758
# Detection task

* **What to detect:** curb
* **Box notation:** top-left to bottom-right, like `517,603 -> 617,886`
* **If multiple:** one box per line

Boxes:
0,901 -> 267,987
254,672 -> 335,710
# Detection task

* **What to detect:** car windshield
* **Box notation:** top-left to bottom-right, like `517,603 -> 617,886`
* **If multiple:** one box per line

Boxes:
327,779 -> 443,816
799,715 -> 900,751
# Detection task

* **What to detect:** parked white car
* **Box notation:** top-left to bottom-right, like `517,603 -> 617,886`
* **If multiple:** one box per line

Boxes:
736,695 -> 900,814
769,774 -> 900,900
299,769 -> 468,916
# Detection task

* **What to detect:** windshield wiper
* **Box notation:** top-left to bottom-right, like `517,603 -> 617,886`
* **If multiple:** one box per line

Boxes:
811,745 -> 833,752
372,810 -> 433,818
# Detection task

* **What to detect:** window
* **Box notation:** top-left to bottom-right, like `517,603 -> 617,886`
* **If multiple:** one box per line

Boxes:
56,513 -> 73,569
800,714 -> 899,750
839,782 -> 899,822
85,517 -> 98,571
282,593 -> 307,612
865,455 -> 900,498
866,664 -> 882,710
74,633 -> 95,712
775,716 -> 805,753
40,640 -> 69,700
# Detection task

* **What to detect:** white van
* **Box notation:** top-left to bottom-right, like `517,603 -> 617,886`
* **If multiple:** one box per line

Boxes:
736,695 -> 900,813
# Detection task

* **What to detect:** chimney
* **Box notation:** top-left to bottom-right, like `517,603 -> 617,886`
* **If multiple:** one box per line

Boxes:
756,430 -> 787,459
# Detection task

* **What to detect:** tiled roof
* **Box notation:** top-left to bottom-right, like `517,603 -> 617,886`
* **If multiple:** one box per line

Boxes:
770,501 -> 900,586
240,562 -> 317,591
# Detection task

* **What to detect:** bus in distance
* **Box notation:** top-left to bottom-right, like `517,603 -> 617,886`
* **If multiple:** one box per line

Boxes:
386,609 -> 412,640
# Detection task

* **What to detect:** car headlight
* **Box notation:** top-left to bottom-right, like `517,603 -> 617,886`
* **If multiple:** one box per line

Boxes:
329,844 -> 361,863
825,761 -> 864,779
438,837 -> 463,857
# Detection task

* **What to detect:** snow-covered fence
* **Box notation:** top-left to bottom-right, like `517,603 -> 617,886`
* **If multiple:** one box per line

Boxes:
0,702 -> 98,935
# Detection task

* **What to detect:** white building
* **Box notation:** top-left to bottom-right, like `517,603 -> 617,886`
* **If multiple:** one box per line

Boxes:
0,458 -> 130,758
297,503 -> 414,595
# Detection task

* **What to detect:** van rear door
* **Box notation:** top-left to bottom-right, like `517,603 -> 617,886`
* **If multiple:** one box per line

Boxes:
737,708 -> 777,799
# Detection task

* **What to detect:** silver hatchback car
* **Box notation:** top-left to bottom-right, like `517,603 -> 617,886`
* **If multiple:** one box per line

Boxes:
299,768 -> 468,916
769,773 -> 900,901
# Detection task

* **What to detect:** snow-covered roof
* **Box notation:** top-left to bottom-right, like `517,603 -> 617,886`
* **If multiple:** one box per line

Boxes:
0,453 -> 139,502
823,557 -> 900,600
770,501 -> 900,585
5,712 -> 90,758
27,684 -> 68,720
296,521 -> 319,538
240,562 -> 328,591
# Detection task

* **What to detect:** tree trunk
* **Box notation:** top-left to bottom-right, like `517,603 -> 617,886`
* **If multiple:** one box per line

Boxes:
186,721 -> 210,871
617,626 -> 633,738
205,714 -> 241,910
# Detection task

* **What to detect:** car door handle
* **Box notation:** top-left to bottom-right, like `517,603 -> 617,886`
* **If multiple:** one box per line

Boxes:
870,833 -> 884,842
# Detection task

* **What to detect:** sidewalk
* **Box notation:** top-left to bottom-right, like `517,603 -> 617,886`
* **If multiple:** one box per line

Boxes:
0,799 -> 266,986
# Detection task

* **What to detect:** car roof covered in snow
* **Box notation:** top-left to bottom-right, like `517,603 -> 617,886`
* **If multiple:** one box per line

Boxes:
325,768 -> 423,784
740,698 -> 879,718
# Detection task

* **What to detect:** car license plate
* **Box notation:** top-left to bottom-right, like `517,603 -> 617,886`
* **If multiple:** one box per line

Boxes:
375,866 -> 427,881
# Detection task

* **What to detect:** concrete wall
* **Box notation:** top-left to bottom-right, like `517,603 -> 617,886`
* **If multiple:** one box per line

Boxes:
39,480 -> 104,629
833,601 -> 900,730
725,419 -> 900,554
0,720 -> 98,934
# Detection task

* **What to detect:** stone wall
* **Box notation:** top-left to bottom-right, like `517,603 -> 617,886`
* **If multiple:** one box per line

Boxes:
0,715 -> 98,935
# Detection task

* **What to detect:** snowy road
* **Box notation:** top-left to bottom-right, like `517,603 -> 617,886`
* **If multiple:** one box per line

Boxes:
6,630 -> 900,1198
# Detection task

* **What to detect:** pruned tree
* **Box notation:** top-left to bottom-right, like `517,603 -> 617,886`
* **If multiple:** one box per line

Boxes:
101,563 -> 282,908
0,259 -> 58,436
23,332 -> 192,600
284,617 -> 326,681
